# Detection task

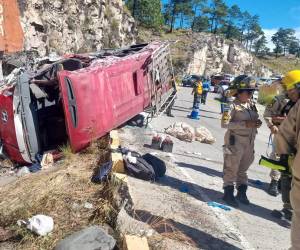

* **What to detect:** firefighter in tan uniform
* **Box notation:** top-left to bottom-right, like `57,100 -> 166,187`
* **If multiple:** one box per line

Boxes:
263,93 -> 289,196
275,70 -> 300,250
221,75 -> 262,207
267,84 -> 300,220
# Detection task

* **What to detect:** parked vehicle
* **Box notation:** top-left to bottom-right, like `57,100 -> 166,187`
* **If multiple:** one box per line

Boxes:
182,74 -> 201,87
0,42 -> 175,164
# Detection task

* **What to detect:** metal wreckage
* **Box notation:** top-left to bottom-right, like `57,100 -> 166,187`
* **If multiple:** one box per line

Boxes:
0,42 -> 176,165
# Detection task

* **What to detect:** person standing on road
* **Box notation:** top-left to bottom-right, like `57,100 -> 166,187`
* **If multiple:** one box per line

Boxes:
275,70 -> 300,250
218,81 -> 230,114
192,79 -> 202,109
201,78 -> 211,105
271,70 -> 300,224
221,75 -> 262,207
263,91 -> 289,196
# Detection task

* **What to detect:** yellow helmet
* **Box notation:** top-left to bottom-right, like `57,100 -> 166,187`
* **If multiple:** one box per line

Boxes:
282,70 -> 300,90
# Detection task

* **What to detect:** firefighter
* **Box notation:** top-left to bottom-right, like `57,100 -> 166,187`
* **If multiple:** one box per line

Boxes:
263,89 -> 289,196
192,79 -> 202,108
271,70 -> 300,222
275,70 -> 300,250
221,75 -> 262,207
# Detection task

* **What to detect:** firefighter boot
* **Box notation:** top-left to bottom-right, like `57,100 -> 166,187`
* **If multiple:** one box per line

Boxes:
236,184 -> 250,205
223,185 -> 239,207
282,208 -> 293,221
268,179 -> 279,197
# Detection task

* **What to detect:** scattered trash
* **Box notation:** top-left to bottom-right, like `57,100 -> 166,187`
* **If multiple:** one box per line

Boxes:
161,136 -> 174,152
41,152 -> 54,169
207,201 -> 231,211
84,202 -> 94,210
165,122 -> 195,142
18,215 -> 54,236
127,114 -> 145,127
151,135 -> 162,150
29,162 -> 42,173
179,184 -> 189,193
195,127 -> 216,144
91,161 -> 113,184
16,166 -> 30,177
165,123 -> 216,144
55,226 -> 116,250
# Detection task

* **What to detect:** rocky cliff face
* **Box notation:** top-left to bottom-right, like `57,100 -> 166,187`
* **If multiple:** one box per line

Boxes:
18,0 -> 136,56
185,33 -> 273,78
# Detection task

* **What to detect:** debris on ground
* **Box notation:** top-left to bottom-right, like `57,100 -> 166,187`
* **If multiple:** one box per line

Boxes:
91,161 -> 113,184
195,127 -> 216,144
0,137 -> 115,250
16,166 -> 30,177
127,114 -> 146,128
151,135 -> 162,150
165,122 -> 216,144
18,215 -> 54,236
207,202 -> 231,211
41,152 -> 54,169
83,202 -> 94,210
28,162 -> 42,173
165,122 -> 195,142
161,136 -> 174,152
123,235 -> 150,250
54,226 -> 116,250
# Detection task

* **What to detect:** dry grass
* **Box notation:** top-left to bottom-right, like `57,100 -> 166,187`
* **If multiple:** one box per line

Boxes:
259,56 -> 300,74
133,210 -> 196,247
0,137 -> 117,250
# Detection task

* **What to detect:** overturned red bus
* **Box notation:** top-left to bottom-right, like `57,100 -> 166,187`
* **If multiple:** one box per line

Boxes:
0,42 -> 175,164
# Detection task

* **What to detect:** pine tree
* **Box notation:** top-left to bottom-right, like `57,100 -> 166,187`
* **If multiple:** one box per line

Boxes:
272,28 -> 296,57
253,34 -> 268,56
202,0 -> 228,34
125,0 -> 163,29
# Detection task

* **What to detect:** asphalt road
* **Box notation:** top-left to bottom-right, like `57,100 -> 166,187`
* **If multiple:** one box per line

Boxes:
148,87 -> 290,249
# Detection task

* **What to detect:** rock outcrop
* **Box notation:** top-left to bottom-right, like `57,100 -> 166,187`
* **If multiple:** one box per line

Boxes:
185,33 -> 273,77
18,0 -> 136,56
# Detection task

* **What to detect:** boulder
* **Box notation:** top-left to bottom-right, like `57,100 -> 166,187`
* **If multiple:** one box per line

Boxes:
55,226 -> 116,250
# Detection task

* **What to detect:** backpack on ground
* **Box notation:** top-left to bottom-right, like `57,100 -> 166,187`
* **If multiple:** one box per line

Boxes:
124,157 -> 155,181
142,153 -> 166,178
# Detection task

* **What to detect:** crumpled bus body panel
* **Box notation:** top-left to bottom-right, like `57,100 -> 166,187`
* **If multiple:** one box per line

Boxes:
0,42 -> 174,163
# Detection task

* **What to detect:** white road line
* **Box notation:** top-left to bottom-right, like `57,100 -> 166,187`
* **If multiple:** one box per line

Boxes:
178,165 -> 255,250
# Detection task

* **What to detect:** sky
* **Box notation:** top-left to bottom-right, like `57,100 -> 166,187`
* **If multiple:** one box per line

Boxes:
225,0 -> 300,49
162,0 -> 300,49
